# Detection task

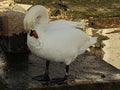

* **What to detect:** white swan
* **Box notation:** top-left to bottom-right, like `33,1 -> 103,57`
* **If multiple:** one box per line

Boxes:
24,5 -> 97,82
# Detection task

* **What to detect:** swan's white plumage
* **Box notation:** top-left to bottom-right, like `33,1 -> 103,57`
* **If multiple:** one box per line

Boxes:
24,5 -> 97,65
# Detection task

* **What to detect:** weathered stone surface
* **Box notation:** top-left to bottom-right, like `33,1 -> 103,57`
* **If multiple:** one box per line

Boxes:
0,3 -> 31,52
0,2 -> 31,36
0,47 -> 120,90
102,28 -> 120,69
0,32 -> 28,53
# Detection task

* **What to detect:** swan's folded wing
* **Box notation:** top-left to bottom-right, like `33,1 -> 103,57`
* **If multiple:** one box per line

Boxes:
45,20 -> 85,32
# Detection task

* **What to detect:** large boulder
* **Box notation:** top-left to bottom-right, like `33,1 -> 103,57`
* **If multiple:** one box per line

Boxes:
0,0 -> 27,36
0,1 -> 31,53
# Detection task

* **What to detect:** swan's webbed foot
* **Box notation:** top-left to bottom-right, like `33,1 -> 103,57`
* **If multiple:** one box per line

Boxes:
51,75 -> 68,84
32,74 -> 50,81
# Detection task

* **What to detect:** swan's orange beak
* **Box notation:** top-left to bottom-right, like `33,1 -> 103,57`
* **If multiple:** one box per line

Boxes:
32,31 -> 38,39
30,30 -> 39,39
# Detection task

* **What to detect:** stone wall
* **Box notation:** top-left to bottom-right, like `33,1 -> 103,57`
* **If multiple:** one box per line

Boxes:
0,0 -> 26,36
0,1 -> 32,52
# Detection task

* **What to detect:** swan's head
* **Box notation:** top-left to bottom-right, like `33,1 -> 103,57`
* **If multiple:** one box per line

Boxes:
24,5 -> 49,33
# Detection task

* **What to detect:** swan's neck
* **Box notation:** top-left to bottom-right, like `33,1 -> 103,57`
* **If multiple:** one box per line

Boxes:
24,5 -> 49,33
34,7 -> 49,33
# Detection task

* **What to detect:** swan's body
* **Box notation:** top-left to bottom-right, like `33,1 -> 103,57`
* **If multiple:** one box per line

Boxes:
24,5 -> 97,82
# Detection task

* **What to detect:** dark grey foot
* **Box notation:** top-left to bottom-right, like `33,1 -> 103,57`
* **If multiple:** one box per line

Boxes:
51,75 -> 68,84
51,78 -> 66,84
32,74 -> 50,81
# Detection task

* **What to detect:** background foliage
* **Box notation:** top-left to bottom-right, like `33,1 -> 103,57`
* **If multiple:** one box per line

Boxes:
13,0 -> 120,18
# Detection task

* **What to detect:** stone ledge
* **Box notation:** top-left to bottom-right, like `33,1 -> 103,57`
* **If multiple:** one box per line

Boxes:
0,49 -> 120,90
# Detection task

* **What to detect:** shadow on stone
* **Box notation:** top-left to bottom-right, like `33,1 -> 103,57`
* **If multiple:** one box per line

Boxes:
0,49 -> 120,90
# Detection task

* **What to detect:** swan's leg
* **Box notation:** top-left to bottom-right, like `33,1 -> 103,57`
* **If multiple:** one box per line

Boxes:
51,65 -> 69,84
64,65 -> 69,79
44,60 -> 50,80
32,60 -> 50,81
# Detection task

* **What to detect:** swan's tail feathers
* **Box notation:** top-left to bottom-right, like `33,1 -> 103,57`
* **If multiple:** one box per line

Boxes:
89,37 -> 97,46
78,37 -> 97,54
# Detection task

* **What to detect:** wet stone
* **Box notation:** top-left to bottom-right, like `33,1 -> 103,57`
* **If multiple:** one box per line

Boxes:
0,32 -> 28,53
0,47 -> 120,90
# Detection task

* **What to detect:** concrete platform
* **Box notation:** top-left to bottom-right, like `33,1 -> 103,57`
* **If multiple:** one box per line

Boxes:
0,47 -> 120,90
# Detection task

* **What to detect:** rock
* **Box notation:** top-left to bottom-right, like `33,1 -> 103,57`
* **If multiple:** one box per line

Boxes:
0,49 -> 120,90
0,3 -> 31,53
102,28 -> 120,69
0,32 -> 28,53
0,1 -> 31,36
